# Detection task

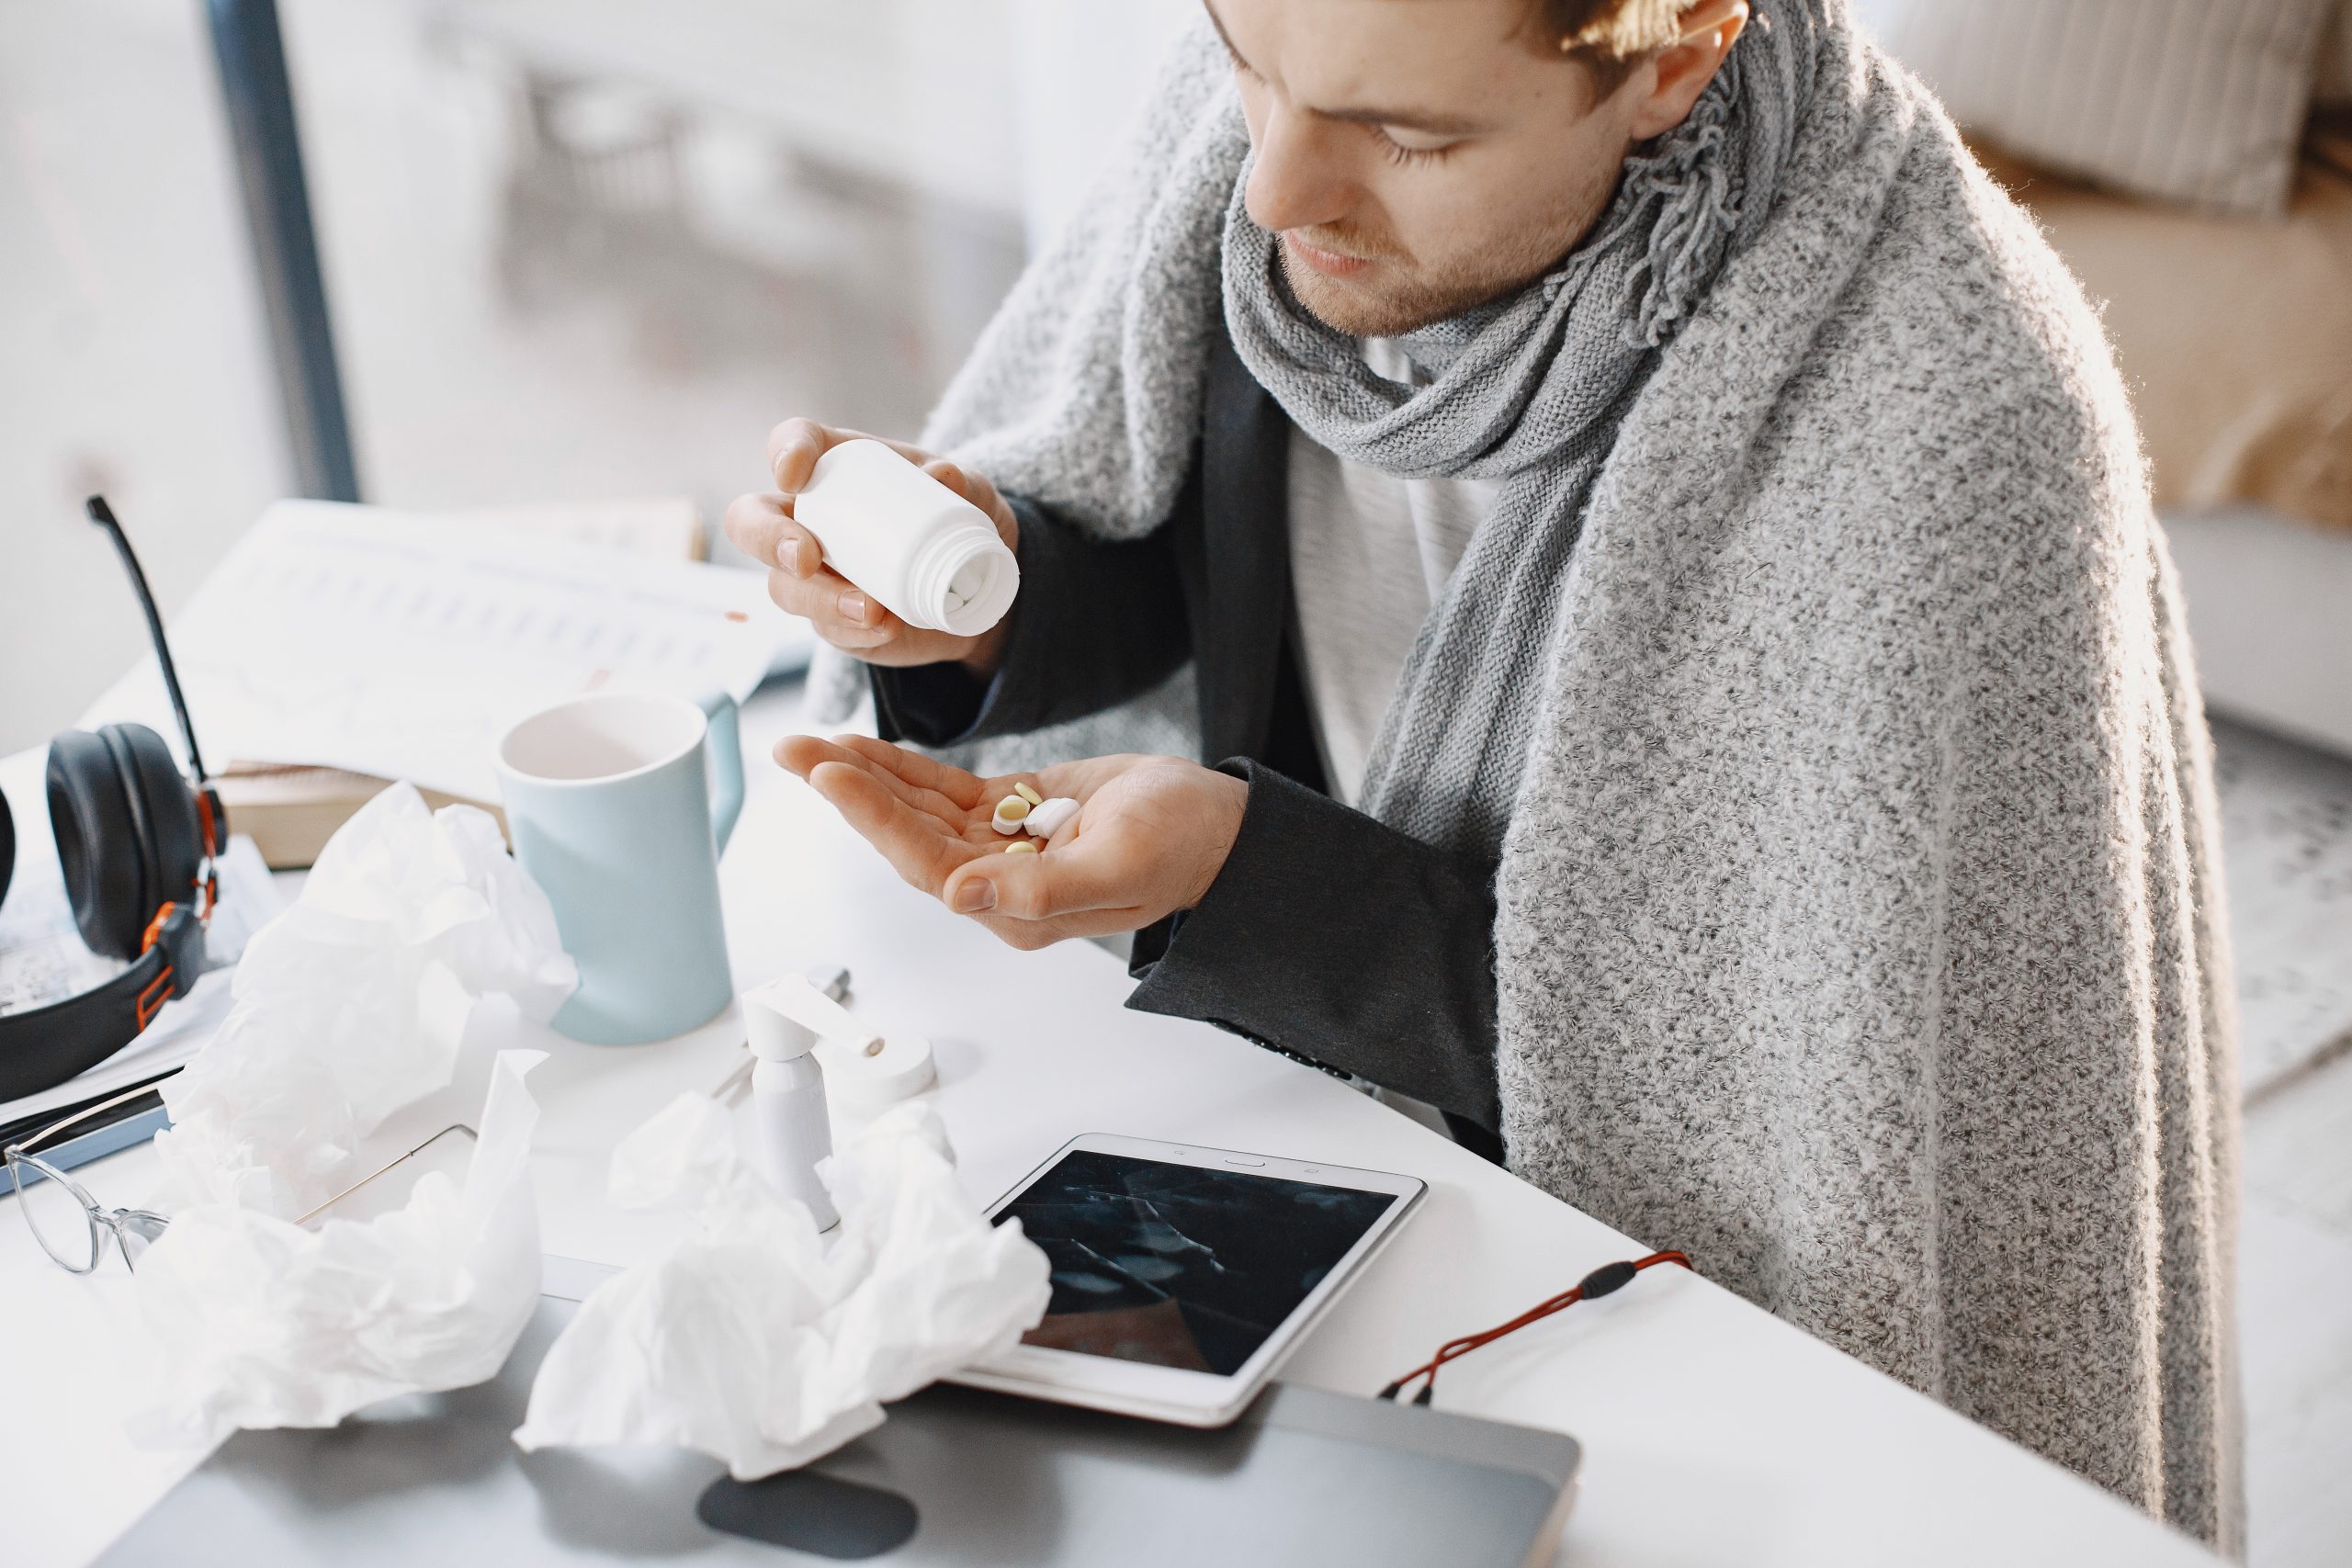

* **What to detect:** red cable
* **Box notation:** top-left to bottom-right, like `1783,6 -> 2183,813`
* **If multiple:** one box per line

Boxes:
1381,1250 -> 1691,1403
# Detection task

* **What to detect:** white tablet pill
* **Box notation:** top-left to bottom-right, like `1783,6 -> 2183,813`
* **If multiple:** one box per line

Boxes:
1023,796 -> 1080,839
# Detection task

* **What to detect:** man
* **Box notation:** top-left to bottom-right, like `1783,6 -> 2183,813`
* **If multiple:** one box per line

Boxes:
726,0 -> 2240,1545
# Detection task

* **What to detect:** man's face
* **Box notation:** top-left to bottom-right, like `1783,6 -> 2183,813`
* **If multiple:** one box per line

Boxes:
1211,0 -> 1648,338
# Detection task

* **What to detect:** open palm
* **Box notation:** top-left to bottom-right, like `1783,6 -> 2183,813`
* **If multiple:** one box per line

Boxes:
775,734 -> 1248,949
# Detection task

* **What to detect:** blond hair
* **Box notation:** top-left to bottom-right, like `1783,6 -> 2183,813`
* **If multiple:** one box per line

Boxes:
1542,0 -> 1687,58
1525,0 -> 1685,96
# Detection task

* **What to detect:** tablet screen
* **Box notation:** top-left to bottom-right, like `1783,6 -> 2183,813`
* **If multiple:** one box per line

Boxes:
991,1150 -> 1399,1376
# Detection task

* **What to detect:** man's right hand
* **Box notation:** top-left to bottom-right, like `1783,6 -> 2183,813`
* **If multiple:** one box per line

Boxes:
723,418 -> 1020,675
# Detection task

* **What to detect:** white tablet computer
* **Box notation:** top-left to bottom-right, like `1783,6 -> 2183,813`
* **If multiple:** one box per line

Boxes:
949,1134 -> 1426,1427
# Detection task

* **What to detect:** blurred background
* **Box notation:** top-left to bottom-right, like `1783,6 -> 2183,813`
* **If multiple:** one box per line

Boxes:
5,3 -> 2350,1562
2,0 -> 1193,754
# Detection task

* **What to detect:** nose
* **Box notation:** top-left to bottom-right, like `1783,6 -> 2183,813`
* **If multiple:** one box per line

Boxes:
1244,105 -> 1354,235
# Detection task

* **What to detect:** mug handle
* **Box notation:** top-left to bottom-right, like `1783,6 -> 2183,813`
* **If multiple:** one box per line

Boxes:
697,690 -> 744,854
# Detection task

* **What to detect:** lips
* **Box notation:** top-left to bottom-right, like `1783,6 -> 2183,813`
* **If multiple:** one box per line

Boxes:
1283,231 -> 1374,278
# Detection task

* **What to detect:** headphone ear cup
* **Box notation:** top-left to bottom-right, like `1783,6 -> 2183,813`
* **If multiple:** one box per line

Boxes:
119,723 -> 202,912
48,729 -> 148,959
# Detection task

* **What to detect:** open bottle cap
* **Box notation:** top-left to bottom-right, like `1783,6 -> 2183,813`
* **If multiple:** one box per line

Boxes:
816,1029 -> 937,1112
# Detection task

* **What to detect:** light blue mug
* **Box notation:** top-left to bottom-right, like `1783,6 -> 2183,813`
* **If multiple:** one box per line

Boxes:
494,689 -> 744,1044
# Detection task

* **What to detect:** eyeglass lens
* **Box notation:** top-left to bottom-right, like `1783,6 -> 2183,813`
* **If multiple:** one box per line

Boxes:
8,1154 -> 101,1273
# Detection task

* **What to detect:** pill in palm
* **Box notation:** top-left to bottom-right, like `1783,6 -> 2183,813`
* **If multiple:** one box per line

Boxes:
990,795 -> 1030,835
1023,796 -> 1080,838
1012,781 -> 1044,807
1003,840 -> 1039,854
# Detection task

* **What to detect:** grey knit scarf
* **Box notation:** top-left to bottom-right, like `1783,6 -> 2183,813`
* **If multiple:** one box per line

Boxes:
1222,5 -> 1818,858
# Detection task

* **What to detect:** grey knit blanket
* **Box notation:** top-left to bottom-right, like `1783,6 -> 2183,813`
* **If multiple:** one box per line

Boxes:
817,1 -> 2241,1544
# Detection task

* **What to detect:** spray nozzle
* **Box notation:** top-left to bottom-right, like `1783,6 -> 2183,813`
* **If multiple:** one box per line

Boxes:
744,971 -> 878,1063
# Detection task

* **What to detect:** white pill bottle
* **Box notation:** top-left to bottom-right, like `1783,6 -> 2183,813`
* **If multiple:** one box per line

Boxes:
791,439 -> 1020,638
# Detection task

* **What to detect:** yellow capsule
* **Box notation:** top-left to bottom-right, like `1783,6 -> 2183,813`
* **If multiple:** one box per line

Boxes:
1003,840 -> 1039,854
1012,781 -> 1044,807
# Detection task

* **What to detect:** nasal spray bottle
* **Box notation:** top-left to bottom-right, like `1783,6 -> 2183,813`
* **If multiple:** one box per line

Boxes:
741,973 -> 861,1234
740,971 -> 939,1234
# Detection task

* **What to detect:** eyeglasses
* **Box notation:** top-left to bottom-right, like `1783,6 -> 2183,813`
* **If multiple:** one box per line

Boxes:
288,1122 -> 476,1225
1378,1249 -> 1692,1404
4,1083 -> 174,1273
5,1087 -> 477,1275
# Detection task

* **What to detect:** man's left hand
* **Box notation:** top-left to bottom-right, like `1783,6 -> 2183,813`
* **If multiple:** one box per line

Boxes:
775,735 -> 1248,950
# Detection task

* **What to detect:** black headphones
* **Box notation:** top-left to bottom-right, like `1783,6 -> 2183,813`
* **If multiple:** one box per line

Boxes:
0,498 -> 225,1102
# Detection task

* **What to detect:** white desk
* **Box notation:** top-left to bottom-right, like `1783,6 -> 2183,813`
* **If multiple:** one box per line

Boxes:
0,683 -> 2217,1566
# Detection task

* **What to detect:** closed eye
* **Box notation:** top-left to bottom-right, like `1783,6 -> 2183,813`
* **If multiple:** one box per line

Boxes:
1376,128 -> 1462,166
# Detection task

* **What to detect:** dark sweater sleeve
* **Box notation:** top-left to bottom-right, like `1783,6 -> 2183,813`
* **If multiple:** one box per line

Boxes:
871,491 -> 1191,747
1127,760 -> 1502,1133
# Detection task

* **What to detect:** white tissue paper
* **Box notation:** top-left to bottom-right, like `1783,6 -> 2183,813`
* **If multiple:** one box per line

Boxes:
130,783 -> 577,1443
154,783 -> 574,1217
132,1050 -> 548,1442
514,1096 -> 1053,1478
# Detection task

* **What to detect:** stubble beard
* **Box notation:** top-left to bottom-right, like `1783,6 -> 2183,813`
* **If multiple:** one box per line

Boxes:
1273,156 -> 1619,339
1277,224 -> 1572,339
1281,249 -> 1485,338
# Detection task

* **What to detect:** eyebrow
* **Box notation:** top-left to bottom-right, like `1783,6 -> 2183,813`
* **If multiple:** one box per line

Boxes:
1201,0 -> 1495,137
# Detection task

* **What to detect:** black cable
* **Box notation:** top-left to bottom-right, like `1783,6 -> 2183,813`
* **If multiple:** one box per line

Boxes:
85,496 -> 209,783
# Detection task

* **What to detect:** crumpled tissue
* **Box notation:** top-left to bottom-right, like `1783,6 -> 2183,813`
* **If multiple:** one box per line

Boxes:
130,783 -> 577,1444
154,783 -> 574,1218
513,1096 -> 1052,1478
132,1050 -> 548,1442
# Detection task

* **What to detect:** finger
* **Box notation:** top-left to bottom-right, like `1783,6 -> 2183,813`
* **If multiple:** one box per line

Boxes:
771,517 -> 823,577
762,552 -> 888,625
728,502 -> 825,581
925,462 -> 1017,549
766,419 -> 837,492
805,761 -> 976,894
763,564 -> 899,638
775,732 -> 842,781
775,734 -> 969,826
832,734 -> 989,812
829,584 -> 889,630
923,458 -> 985,511
769,419 -> 940,492
941,823 -> 1150,921
722,491 -> 796,568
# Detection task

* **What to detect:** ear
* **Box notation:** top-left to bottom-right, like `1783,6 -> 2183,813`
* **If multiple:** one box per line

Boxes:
1624,0 -> 1749,142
